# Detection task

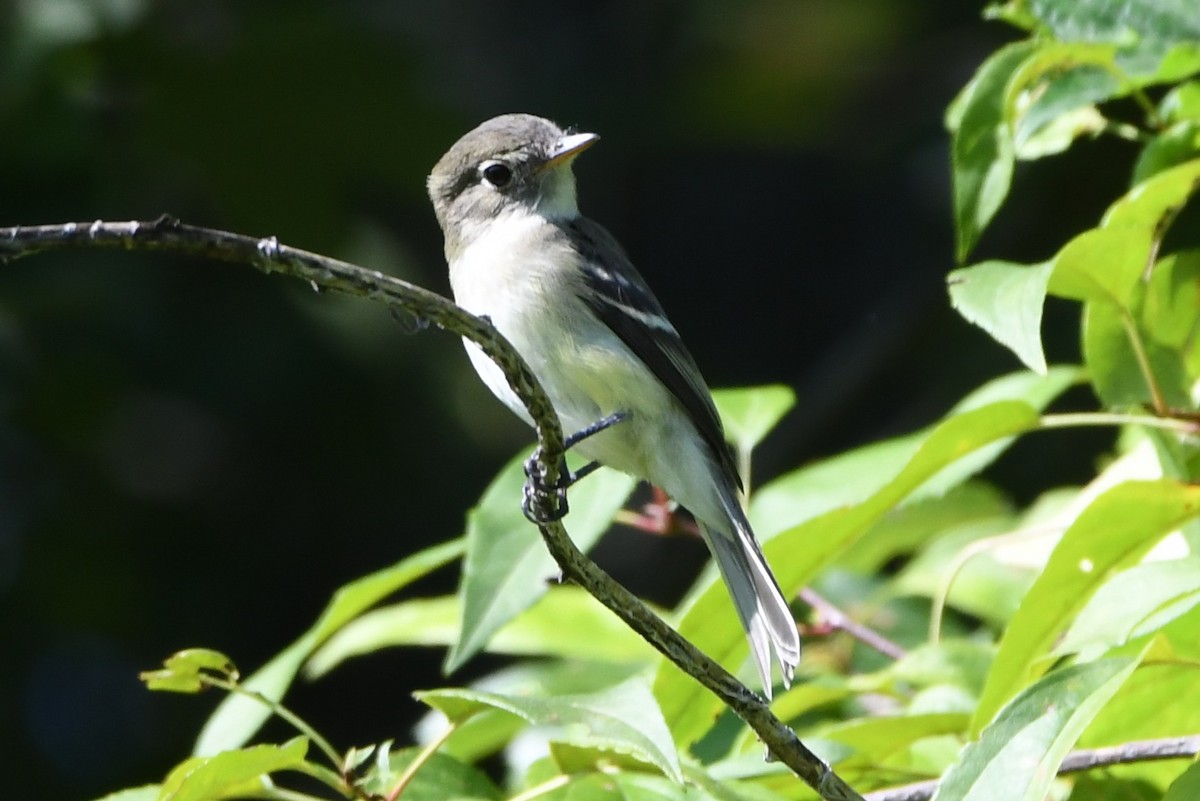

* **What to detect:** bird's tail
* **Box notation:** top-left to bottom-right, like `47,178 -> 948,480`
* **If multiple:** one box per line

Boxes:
701,516 -> 800,697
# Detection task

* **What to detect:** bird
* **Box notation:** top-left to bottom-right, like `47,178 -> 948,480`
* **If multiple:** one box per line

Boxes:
427,113 -> 800,695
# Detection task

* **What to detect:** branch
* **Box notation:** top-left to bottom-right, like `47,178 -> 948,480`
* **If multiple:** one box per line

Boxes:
0,218 -> 863,801
862,735 -> 1200,801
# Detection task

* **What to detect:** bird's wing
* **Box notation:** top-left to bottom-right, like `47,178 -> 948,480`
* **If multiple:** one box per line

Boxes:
567,217 -> 742,490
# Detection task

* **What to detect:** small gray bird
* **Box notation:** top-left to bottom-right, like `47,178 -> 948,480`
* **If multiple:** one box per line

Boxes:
427,113 -> 800,694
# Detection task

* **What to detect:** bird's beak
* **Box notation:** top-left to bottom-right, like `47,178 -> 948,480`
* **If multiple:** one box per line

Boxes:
542,132 -> 599,171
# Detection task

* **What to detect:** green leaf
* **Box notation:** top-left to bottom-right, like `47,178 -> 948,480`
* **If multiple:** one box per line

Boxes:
1047,228 -> 1151,306
417,677 -> 682,783
1005,43 -> 1120,153
1161,80 -> 1200,123
1055,558 -> 1200,656
426,660 -> 645,764
889,641 -> 995,698
949,42 -> 1036,261
194,538 -> 464,755
711,385 -> 796,456
360,748 -> 501,801
972,479 -> 1200,732
825,713 -> 970,765
537,772 -> 688,801
140,649 -> 238,694
997,0 -> 1200,81
1143,250 -> 1200,351
93,787 -> 159,801
947,259 -> 1053,372
1133,122 -> 1200,184
306,586 -> 654,677
893,517 -> 1035,626
1083,300 -> 1192,409
1012,65 -> 1115,158
1165,761 -> 1200,801
659,400 -> 1042,746
1104,158 -> 1200,233
159,737 -> 309,801
447,451 -> 636,673
933,658 -> 1141,801
751,368 -> 1076,539
838,482 -> 1013,573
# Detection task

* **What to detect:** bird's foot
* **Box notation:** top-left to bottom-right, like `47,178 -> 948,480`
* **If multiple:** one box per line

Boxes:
520,411 -> 631,525
522,447 -> 570,524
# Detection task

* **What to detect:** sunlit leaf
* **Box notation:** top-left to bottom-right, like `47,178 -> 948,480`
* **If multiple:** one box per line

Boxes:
159,737 -> 309,801
1055,558 -> 1200,656
359,748 -> 500,801
141,649 -> 237,694
934,657 -> 1142,801
972,480 -> 1200,731
417,677 -> 682,783
948,260 -> 1053,373
948,42 -> 1035,261
712,385 -> 796,456
306,586 -> 654,677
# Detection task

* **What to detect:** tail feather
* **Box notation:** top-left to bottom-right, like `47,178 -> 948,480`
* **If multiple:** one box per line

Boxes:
702,521 -> 801,697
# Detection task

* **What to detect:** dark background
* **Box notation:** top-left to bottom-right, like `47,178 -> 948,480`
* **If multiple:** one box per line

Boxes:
0,2 -> 1125,798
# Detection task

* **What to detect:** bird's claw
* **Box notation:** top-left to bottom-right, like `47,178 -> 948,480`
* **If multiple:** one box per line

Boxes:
522,448 -> 569,524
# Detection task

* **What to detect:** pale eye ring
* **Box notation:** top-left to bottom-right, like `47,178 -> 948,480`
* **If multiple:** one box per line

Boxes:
480,160 -> 513,188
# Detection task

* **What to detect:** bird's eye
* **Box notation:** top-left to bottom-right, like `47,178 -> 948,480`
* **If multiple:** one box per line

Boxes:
480,160 -> 513,188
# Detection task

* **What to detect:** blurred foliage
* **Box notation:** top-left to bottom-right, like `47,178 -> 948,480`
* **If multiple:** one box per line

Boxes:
4,1 -> 1199,800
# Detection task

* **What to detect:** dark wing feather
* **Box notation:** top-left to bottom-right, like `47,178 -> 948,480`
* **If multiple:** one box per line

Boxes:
566,218 -> 742,490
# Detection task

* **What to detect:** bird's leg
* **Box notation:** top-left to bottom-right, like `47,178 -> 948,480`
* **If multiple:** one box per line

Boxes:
522,410 -> 631,524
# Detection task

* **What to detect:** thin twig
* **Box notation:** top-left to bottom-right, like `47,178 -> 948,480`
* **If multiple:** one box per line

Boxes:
799,588 -> 906,661
0,218 -> 862,801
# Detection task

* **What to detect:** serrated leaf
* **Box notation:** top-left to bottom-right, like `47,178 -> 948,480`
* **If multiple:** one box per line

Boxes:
949,42 -> 1036,261
417,678 -> 682,783
972,479 -> 1200,731
420,660 -> 644,764
159,737 -> 309,801
194,539 -> 464,755
360,748 -> 500,801
934,657 -> 1142,801
306,586 -> 654,678
447,451 -> 635,673
711,385 -> 796,455
999,0 -> 1200,81
660,400 -> 1042,746
141,649 -> 238,694
1055,558 -> 1200,656
948,259 -> 1053,372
